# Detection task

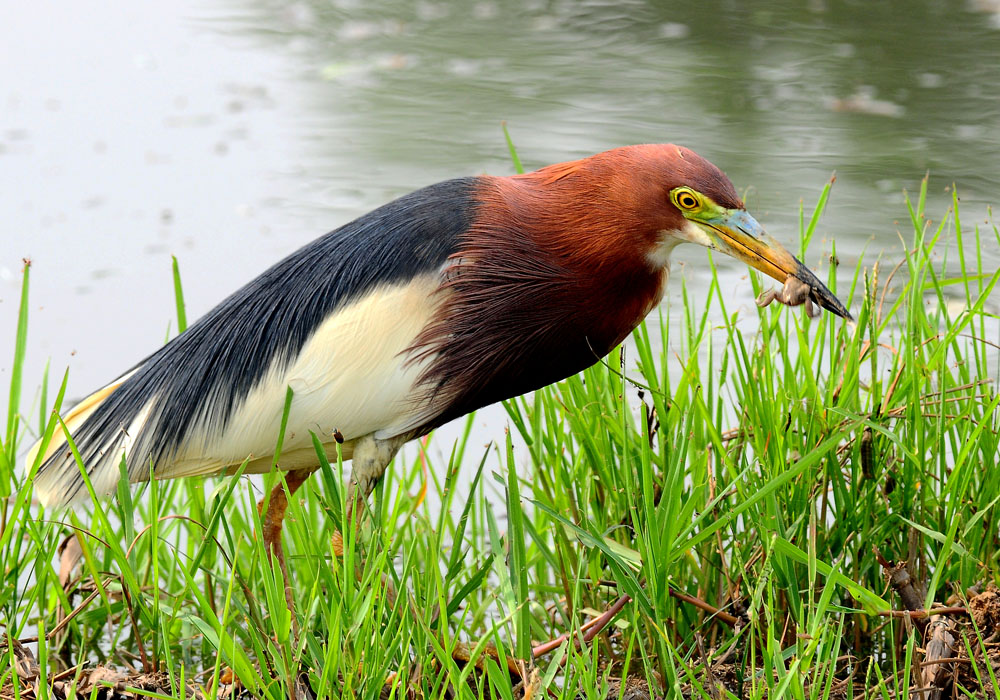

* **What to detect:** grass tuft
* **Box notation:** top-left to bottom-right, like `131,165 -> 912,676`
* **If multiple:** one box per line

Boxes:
1,166 -> 998,698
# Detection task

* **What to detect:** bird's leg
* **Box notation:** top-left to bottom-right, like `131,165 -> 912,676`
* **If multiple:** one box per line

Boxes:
258,468 -> 314,617
331,433 -> 404,556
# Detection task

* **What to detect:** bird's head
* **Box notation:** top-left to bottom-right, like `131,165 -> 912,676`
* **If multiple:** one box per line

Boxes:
646,144 -> 852,319
529,144 -> 852,320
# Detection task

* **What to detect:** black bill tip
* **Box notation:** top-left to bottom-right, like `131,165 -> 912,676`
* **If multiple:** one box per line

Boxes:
795,262 -> 853,321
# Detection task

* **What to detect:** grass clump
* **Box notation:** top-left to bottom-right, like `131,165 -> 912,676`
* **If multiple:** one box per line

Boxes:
1,175 -> 998,699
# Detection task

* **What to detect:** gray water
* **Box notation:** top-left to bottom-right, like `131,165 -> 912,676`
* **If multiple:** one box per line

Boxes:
2,0 -> 999,472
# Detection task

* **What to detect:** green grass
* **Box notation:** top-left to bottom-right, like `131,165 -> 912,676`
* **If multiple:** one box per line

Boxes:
1,175 -> 999,699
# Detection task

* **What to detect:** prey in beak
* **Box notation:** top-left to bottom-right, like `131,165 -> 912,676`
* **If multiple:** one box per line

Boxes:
669,186 -> 852,320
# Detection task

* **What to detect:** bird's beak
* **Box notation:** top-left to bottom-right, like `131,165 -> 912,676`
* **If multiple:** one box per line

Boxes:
702,209 -> 852,320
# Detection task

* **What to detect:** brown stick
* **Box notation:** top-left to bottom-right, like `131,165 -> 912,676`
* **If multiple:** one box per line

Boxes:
875,550 -> 927,631
877,607 -> 968,619
531,594 -> 631,658
669,587 -> 740,627
921,614 -> 958,700
695,632 -> 722,700
875,548 -> 963,698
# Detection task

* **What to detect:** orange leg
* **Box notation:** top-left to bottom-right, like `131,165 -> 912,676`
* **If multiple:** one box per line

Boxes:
330,481 -> 368,557
258,469 -> 314,616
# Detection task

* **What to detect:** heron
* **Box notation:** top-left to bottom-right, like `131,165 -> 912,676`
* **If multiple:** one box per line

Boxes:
28,144 -> 851,608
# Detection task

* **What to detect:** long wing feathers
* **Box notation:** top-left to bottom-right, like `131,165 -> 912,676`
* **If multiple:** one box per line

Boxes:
27,367 -> 138,469
30,178 -> 478,506
164,275 -> 447,477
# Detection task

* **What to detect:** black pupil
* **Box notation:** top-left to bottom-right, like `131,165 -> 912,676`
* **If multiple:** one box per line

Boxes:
682,195 -> 695,207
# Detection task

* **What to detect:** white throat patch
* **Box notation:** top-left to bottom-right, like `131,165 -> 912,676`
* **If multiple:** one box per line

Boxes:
647,220 -> 714,269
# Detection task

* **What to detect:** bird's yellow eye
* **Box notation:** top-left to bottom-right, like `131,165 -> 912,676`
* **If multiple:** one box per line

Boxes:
672,188 -> 700,211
